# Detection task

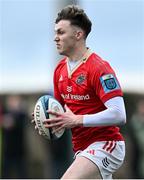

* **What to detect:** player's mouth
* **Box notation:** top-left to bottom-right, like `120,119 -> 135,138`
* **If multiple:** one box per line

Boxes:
56,44 -> 61,49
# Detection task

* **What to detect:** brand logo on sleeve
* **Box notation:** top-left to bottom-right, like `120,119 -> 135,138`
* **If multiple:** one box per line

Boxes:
100,74 -> 120,93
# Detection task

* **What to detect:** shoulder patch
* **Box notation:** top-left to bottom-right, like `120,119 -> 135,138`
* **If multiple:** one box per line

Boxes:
100,74 -> 120,93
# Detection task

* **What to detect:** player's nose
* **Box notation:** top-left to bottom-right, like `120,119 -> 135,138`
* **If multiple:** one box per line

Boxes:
54,35 -> 60,42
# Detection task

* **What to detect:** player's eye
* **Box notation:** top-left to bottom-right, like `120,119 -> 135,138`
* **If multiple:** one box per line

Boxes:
56,29 -> 65,35
58,31 -> 64,35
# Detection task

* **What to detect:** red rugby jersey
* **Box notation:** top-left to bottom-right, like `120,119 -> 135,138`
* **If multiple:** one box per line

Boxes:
54,49 -> 124,152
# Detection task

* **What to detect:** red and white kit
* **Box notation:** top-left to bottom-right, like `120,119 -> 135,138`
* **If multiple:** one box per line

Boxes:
54,49 -> 125,178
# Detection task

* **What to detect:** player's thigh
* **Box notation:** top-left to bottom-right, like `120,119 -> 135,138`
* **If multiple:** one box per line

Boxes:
61,156 -> 102,179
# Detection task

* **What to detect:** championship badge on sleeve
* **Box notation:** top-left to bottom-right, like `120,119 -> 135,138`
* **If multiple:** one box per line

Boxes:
100,74 -> 120,93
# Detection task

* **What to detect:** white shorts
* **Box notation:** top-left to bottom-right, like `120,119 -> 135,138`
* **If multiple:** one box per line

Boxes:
75,141 -> 125,179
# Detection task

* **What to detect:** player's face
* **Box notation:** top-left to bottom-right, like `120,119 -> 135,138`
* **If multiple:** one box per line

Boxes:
54,20 -> 80,56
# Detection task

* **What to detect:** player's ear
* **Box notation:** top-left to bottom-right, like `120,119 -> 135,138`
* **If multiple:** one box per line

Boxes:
75,30 -> 84,40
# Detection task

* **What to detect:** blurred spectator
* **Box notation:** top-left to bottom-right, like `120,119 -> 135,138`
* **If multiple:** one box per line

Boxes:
129,99 -> 144,178
2,95 -> 28,178
49,130 -> 73,178
0,101 -> 3,179
0,102 -> 2,127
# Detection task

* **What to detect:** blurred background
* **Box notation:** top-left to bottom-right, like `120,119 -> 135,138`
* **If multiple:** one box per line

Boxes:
0,0 -> 144,178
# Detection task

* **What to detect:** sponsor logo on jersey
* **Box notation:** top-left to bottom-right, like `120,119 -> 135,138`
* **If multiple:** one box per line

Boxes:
61,93 -> 90,101
67,86 -> 72,92
76,74 -> 86,84
100,74 -> 120,93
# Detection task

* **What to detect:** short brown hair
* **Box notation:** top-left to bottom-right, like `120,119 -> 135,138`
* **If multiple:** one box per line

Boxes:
55,5 -> 92,38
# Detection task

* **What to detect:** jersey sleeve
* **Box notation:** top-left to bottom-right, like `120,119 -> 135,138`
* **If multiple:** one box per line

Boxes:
53,61 -> 65,107
90,60 -> 123,103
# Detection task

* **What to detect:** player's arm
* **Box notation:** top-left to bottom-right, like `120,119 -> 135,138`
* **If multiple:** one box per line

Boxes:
83,96 -> 126,127
43,96 -> 126,132
84,59 -> 126,127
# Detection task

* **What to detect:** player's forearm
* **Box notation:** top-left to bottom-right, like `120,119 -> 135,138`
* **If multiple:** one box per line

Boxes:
75,115 -> 83,126
83,96 -> 126,127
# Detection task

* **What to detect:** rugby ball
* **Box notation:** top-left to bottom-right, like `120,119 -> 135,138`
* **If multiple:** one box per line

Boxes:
34,95 -> 65,140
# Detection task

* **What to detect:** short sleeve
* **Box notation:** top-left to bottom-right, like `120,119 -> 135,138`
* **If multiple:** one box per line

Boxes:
90,60 -> 123,103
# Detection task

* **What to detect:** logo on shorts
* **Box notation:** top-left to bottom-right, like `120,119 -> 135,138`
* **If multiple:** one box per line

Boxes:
102,157 -> 110,168
86,149 -> 95,155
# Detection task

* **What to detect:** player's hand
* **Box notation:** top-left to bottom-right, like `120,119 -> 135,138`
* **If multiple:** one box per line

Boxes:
31,112 -> 35,123
31,112 -> 42,135
31,112 -> 36,125
43,105 -> 83,133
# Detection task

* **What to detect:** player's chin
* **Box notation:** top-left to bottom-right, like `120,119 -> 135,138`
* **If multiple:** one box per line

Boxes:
58,50 -> 65,55
57,48 -> 65,55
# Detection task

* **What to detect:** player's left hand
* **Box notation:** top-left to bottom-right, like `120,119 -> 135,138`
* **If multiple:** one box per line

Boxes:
43,105 -> 83,133
31,112 -> 42,135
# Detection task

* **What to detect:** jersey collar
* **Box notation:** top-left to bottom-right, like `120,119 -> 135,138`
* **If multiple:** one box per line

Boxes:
66,48 -> 93,78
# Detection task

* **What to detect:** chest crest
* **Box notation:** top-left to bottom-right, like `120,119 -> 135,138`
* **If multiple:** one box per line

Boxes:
76,74 -> 86,85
